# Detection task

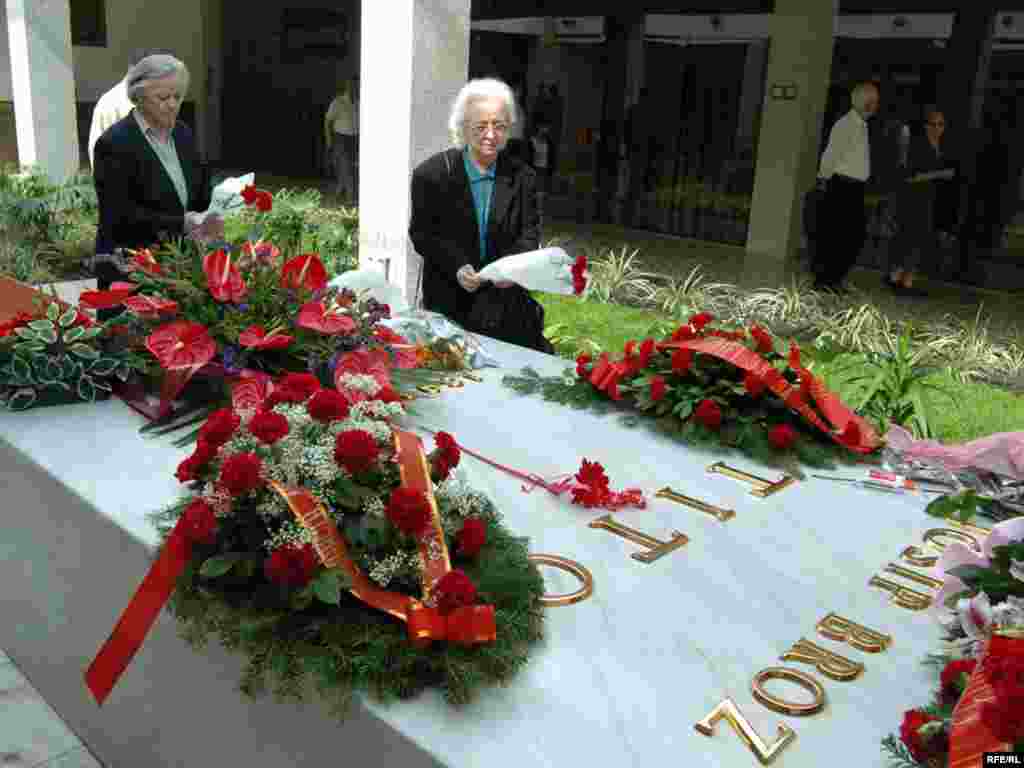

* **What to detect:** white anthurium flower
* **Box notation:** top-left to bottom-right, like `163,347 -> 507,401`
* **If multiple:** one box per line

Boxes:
982,517 -> 1024,559
956,592 -> 993,641
930,542 -> 991,623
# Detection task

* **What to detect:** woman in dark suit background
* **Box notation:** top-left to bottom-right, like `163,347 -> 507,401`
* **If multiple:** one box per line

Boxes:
887,105 -> 953,295
93,54 -> 222,299
408,78 -> 542,349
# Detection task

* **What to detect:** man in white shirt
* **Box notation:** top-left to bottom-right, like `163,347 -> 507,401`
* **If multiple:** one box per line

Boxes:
325,80 -> 359,203
88,48 -> 174,170
813,80 -> 880,292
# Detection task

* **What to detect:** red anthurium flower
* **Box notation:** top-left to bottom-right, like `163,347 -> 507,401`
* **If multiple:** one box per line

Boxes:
231,371 -> 275,412
145,321 -> 217,370
689,312 -> 714,330
297,300 -> 357,335
671,348 -> 693,374
373,327 -> 418,369
624,340 -> 637,357
124,294 -> 178,318
254,190 -> 273,212
670,325 -> 696,342
768,424 -> 797,450
575,354 -> 592,378
743,372 -> 766,397
79,283 -> 136,309
128,247 -> 163,275
334,348 -> 392,390
238,325 -> 294,350
281,253 -> 328,293
203,249 -> 248,304
571,254 -> 588,295
638,338 -> 656,368
750,325 -> 774,355
787,343 -> 802,370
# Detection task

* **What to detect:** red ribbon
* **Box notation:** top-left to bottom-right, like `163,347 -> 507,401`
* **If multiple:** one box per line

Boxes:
85,517 -> 196,705
407,603 -> 497,646
658,337 -> 880,454
948,634 -> 1019,767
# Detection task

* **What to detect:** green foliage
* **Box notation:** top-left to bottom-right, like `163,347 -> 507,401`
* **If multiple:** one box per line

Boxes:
880,734 -> 924,768
162,512 -> 545,715
819,324 -> 956,439
925,490 -> 994,524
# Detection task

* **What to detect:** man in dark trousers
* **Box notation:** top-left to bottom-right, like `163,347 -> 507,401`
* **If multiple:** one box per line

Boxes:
813,81 -> 881,293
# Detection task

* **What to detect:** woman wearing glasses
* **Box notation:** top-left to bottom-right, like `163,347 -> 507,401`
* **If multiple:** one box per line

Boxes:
409,78 -> 547,351
887,106 -> 954,295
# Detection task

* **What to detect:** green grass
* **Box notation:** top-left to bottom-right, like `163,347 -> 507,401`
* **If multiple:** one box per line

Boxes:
538,292 -> 1024,444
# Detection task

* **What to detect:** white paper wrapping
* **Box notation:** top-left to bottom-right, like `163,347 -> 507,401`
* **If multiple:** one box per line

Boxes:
204,172 -> 256,219
476,247 -> 580,295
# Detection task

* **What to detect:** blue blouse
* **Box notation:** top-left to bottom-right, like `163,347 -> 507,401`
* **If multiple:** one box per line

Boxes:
463,147 -> 496,265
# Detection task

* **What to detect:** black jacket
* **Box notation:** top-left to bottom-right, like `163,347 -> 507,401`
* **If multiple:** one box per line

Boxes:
93,112 -> 211,257
409,147 -> 539,325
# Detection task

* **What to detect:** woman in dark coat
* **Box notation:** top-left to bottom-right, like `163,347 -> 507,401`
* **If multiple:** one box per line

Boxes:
409,77 -> 545,351
887,106 -> 953,295
93,55 -> 221,299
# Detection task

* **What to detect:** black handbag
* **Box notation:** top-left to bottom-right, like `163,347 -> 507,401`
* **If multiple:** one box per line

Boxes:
466,284 -> 555,354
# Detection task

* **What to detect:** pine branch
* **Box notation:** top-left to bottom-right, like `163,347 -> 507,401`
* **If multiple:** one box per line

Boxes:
881,735 -> 924,768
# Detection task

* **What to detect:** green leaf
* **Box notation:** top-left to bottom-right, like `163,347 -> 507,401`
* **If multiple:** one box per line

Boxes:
42,357 -> 63,384
10,356 -> 31,382
58,307 -> 78,328
946,564 -> 988,587
199,554 -> 243,578
12,327 -> 38,341
12,341 -> 45,355
76,375 -> 97,402
63,325 -> 86,343
90,357 -> 120,377
925,494 -> 961,520
61,356 -> 81,380
69,343 -> 100,360
311,569 -> 350,605
45,302 -> 60,322
6,387 -> 36,410
290,585 -> 314,612
28,319 -> 55,333
78,326 -> 103,340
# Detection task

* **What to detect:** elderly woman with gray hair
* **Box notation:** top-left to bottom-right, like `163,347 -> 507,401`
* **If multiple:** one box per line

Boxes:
409,78 -> 547,352
92,54 -> 220,303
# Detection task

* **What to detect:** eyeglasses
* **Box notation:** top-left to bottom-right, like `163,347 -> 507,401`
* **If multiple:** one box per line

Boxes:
469,121 -> 509,136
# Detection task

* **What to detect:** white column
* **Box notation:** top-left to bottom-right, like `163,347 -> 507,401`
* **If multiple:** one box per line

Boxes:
744,0 -> 838,285
358,0 -> 471,304
6,0 -> 79,183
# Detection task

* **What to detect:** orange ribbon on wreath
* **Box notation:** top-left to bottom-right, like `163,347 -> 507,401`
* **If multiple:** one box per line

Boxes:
658,337 -> 880,453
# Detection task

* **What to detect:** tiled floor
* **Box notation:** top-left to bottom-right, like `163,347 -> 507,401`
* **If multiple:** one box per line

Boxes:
0,648 -> 104,768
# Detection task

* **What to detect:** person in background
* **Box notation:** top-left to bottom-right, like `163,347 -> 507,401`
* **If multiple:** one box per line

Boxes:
409,78 -> 543,350
813,80 -> 880,293
505,82 -> 528,163
93,55 -> 220,317
88,48 -> 175,170
887,106 -> 953,295
530,121 -> 553,227
325,80 -> 359,203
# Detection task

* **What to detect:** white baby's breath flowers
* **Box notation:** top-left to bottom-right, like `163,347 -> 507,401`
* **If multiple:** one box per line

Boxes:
265,520 -> 314,551
367,550 -> 422,588
337,373 -> 381,397
363,495 -> 386,518
202,482 -> 234,518
351,400 -> 405,421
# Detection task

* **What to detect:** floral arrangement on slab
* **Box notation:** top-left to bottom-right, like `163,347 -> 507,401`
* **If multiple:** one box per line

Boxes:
103,372 -> 545,715
883,518 -> 1024,766
0,294 -> 148,411
79,186 -> 470,426
502,312 -> 881,474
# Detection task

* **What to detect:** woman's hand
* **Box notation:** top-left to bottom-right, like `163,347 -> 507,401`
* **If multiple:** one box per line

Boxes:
457,265 -> 483,293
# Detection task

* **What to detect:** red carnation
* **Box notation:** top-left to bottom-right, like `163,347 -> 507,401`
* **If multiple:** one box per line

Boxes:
433,569 -> 477,615
941,658 -> 977,694
386,487 -> 432,537
457,518 -> 487,557
694,399 -> 722,430
435,431 -> 457,453
743,372 -> 766,397
671,325 -> 696,342
649,375 -> 667,402
898,709 -> 942,763
750,325 -> 773,355
376,384 -> 402,404
219,452 -> 264,496
432,453 -> 454,483
175,438 -> 218,483
576,354 -> 592,378
248,410 -> 290,445
768,424 -> 798,450
689,312 -> 714,331
180,498 -> 217,545
333,429 -> 380,474
788,343 -> 802,370
671,348 -> 693,375
838,421 -> 861,447
264,543 -> 319,588
278,373 -> 321,401
638,338 -> 656,368
198,408 -> 241,447
306,389 -> 350,423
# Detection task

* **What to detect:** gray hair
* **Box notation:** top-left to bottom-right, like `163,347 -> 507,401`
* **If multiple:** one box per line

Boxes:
850,81 -> 879,112
447,78 -> 518,150
126,55 -> 189,105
